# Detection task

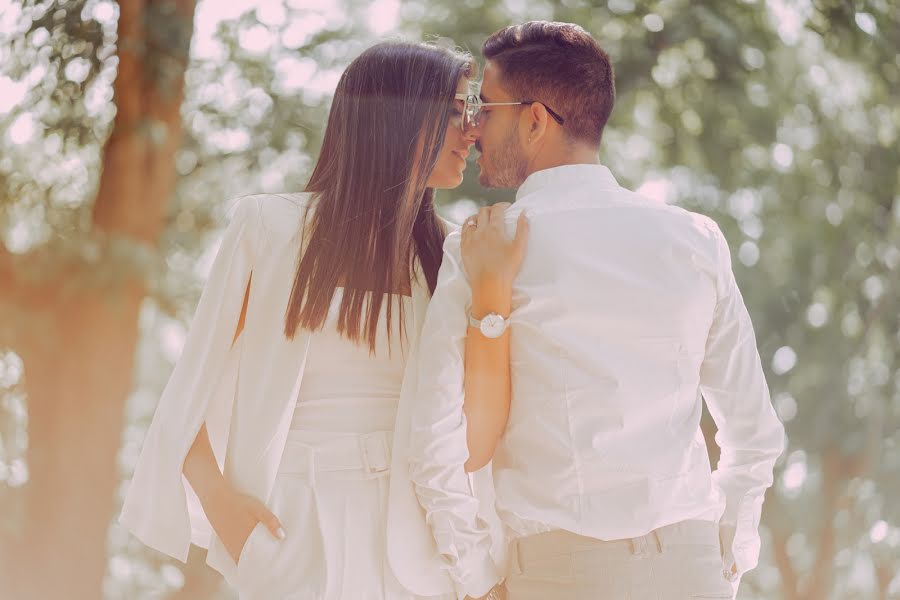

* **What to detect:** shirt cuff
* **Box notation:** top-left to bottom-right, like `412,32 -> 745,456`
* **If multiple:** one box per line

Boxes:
720,495 -> 764,578
453,552 -> 499,600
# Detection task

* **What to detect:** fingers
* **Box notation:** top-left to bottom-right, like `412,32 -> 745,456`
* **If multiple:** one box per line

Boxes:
461,218 -> 474,242
488,202 -> 511,227
255,504 -> 286,540
513,210 -> 530,256
464,203 -> 527,247
475,206 -> 490,229
512,210 -> 531,264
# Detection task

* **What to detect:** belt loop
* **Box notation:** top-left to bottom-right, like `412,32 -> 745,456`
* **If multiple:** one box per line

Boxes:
631,535 -> 652,557
653,529 -> 665,553
360,431 -> 390,475
509,539 -> 523,575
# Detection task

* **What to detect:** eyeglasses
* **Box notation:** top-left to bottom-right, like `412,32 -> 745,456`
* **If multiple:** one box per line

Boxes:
454,93 -> 566,131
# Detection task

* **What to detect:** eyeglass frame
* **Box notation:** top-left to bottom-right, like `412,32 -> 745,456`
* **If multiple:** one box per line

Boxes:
454,93 -> 566,131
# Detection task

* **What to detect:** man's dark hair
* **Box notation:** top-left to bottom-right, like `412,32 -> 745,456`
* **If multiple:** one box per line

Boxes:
483,21 -> 615,146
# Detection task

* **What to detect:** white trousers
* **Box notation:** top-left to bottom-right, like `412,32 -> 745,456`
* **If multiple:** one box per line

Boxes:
235,429 -> 453,600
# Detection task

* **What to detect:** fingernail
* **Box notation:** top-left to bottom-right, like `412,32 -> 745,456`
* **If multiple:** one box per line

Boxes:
276,527 -> 286,540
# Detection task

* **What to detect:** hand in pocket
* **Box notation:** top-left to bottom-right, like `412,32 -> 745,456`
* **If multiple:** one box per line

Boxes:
205,487 -> 286,563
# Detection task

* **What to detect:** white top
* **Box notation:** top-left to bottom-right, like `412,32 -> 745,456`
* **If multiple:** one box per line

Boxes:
409,164 -> 785,595
291,290 -> 409,433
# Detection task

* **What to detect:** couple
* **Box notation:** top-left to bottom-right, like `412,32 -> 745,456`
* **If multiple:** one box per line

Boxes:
120,21 -> 785,600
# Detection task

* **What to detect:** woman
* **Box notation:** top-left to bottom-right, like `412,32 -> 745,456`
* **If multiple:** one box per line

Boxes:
120,41 -> 521,599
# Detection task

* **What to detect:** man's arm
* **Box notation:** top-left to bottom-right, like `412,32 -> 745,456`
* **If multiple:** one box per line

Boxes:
700,223 -> 786,580
408,232 -> 500,599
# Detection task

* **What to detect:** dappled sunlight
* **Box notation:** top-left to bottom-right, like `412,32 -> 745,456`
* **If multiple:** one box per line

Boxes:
0,350 -> 28,491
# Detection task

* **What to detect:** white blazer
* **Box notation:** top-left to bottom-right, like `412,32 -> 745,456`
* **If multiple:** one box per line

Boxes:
119,192 -> 503,596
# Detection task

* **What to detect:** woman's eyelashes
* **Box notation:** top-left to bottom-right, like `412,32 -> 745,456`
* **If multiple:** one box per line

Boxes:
448,106 -> 464,128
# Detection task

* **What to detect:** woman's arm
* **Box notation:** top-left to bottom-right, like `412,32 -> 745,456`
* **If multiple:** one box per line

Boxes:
463,279 -> 513,472
181,274 -> 251,506
181,278 -> 284,562
460,204 -> 528,472
183,422 -> 284,562
182,276 -> 250,507
182,423 -> 230,507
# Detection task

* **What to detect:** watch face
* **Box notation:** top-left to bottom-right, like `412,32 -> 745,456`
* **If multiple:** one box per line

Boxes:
480,314 -> 506,338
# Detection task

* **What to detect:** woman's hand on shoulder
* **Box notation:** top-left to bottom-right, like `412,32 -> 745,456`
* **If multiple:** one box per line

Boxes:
460,202 -> 529,290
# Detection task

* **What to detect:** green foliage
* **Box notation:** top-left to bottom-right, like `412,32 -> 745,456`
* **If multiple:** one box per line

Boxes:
1,1 -> 898,598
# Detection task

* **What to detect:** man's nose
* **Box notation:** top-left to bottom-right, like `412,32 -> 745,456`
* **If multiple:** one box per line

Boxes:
463,122 -> 481,142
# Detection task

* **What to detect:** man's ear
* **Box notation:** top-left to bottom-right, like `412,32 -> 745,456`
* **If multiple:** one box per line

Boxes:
525,102 -> 549,146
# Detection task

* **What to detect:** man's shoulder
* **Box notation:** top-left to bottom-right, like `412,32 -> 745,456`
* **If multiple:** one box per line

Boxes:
606,187 -> 723,244
649,201 -> 721,238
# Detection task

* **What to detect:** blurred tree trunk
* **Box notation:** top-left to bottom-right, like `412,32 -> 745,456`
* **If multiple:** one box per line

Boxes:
0,1 -> 197,598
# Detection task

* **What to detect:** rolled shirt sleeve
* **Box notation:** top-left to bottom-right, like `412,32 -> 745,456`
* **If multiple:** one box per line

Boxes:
408,232 -> 499,599
700,223 -> 786,578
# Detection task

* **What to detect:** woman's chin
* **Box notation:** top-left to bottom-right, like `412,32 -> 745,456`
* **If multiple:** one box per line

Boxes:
429,171 -> 466,190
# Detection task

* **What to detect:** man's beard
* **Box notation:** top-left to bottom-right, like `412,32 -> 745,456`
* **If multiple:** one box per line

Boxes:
478,125 -> 528,189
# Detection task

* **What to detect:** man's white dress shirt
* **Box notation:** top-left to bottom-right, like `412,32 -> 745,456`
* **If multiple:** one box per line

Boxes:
409,164 -> 785,597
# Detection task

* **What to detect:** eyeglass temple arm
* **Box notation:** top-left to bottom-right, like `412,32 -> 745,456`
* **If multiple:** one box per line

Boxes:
457,95 -> 565,125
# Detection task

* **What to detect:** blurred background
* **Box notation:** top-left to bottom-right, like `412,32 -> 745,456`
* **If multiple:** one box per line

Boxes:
0,0 -> 898,598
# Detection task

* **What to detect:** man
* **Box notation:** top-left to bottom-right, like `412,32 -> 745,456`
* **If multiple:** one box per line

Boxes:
409,21 -> 786,600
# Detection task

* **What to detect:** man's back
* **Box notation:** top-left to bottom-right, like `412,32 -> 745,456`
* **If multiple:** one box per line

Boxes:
494,164 -> 782,544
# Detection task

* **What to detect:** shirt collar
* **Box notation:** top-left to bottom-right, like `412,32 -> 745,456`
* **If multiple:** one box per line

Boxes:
514,163 -> 620,207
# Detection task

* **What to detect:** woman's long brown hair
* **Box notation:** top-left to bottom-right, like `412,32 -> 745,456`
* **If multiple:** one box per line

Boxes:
284,42 -> 472,352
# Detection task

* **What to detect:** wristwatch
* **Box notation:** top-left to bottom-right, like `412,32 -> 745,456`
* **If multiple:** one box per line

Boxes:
468,311 -> 510,338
